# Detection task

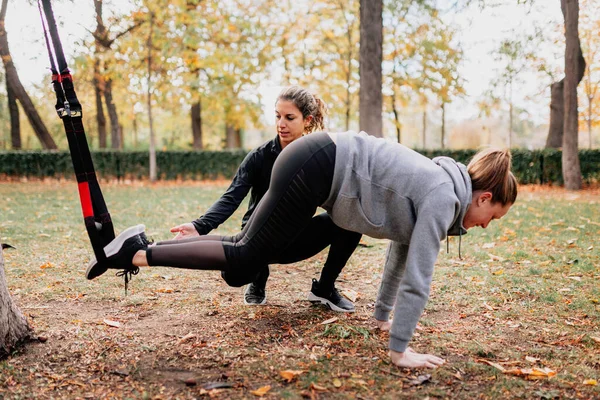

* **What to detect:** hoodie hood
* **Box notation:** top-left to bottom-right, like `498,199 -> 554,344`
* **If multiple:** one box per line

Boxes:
433,156 -> 472,236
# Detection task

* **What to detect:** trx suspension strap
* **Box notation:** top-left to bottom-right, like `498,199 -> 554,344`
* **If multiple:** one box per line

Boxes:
38,0 -> 115,266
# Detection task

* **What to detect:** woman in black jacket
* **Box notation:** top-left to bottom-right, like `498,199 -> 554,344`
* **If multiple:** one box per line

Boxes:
155,86 -> 360,311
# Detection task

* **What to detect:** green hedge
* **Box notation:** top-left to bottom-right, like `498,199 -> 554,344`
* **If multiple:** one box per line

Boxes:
0,149 -> 598,184
0,150 -> 247,181
417,148 -> 600,185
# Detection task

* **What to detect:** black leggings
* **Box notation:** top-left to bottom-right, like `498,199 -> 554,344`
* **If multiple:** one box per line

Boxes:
146,132 -> 354,286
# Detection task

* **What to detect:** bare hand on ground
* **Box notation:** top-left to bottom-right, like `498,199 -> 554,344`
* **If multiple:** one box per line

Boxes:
170,223 -> 200,240
375,319 -> 392,331
390,348 -> 445,369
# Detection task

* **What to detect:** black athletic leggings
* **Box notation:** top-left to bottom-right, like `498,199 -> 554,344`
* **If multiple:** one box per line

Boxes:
146,132 -> 354,287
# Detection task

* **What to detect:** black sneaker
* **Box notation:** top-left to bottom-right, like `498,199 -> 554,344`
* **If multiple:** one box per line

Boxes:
244,283 -> 267,305
307,278 -> 355,313
86,224 -> 150,280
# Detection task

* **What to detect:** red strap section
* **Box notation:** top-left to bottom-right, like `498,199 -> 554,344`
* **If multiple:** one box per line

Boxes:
77,182 -> 94,218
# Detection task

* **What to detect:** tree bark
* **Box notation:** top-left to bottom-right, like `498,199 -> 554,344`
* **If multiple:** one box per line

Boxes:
562,0 -> 583,190
422,110 -> 427,149
225,124 -> 241,149
191,101 -> 203,150
147,12 -> 156,182
391,90 -> 401,143
546,80 -> 564,148
93,59 -> 107,148
0,245 -> 32,358
6,73 -> 20,149
0,0 -> 57,150
441,102 -> 446,149
104,78 -> 121,149
359,0 -> 383,137
547,0 -> 586,149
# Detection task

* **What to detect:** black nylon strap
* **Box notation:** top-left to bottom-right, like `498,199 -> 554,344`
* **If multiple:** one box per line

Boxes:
39,0 -> 115,263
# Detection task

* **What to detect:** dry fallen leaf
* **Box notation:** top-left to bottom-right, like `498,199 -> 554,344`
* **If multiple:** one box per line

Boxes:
505,367 -> 556,380
589,336 -> 600,344
583,379 -> 597,386
103,319 -> 121,328
525,356 -> 540,363
408,374 -> 432,386
250,385 -> 271,396
178,332 -> 197,344
156,288 -> 174,293
320,317 -> 338,325
310,382 -> 328,391
341,288 -> 358,302
279,370 -> 303,382
332,378 -> 342,388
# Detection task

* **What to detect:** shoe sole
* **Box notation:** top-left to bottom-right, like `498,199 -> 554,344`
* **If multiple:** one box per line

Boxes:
243,285 -> 267,305
85,224 -> 146,280
308,292 -> 355,313
243,297 -> 267,306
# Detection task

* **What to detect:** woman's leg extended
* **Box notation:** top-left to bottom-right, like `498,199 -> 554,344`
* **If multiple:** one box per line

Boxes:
143,132 -> 336,275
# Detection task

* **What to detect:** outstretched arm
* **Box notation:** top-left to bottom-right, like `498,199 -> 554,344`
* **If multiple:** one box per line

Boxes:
172,152 -> 258,239
382,193 -> 456,368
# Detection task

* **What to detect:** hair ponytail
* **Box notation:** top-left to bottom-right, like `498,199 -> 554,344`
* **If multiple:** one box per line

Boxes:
277,86 -> 328,134
467,148 -> 518,205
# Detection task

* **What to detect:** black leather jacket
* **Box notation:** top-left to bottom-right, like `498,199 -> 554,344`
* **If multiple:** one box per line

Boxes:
192,135 -> 282,235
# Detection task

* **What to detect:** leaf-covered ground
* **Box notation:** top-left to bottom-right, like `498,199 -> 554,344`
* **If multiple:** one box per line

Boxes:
0,181 -> 599,399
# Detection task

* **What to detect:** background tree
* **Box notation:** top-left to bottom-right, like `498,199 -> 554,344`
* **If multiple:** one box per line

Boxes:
90,0 -> 143,149
545,0 -> 585,150
0,0 -> 56,149
359,0 -> 383,137
490,37 -> 532,147
579,0 -> 599,149
562,0 -> 583,190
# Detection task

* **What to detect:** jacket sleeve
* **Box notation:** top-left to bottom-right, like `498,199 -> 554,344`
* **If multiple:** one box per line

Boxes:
191,151 -> 258,235
386,192 -> 457,353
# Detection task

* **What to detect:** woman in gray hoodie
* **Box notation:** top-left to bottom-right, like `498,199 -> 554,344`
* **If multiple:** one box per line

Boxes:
86,130 -> 517,369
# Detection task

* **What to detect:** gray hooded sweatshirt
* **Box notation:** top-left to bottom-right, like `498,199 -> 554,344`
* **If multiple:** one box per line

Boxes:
322,131 -> 472,353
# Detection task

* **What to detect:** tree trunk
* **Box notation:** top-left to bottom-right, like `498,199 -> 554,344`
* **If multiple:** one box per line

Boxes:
508,78 -> 513,148
133,113 -> 138,148
441,102 -> 446,149
509,100 -> 513,148
0,245 -> 32,358
191,101 -> 203,150
422,109 -> 427,149
562,0 -> 583,190
546,80 -> 564,148
104,78 -> 121,149
225,124 -> 241,149
147,12 -> 156,182
391,91 -> 401,143
547,0 -> 586,149
7,74 -> 20,149
0,0 -> 57,150
93,59 -> 107,148
359,0 -> 383,137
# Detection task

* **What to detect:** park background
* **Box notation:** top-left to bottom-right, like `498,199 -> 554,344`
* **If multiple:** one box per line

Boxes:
1,0 -> 600,399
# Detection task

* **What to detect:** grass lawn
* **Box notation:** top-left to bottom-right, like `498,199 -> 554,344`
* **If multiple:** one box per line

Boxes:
0,181 -> 599,399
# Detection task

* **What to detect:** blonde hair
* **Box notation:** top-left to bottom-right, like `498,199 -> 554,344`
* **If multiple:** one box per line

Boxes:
277,86 -> 327,133
467,148 -> 518,206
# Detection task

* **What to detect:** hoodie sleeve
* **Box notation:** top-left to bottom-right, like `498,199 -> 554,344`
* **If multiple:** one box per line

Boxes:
374,241 -> 408,322
387,190 -> 457,353
191,151 -> 257,235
